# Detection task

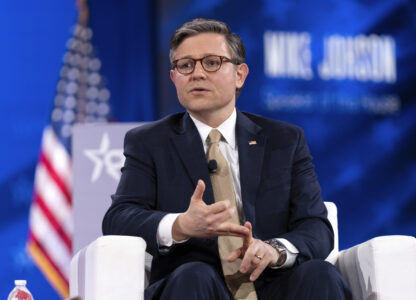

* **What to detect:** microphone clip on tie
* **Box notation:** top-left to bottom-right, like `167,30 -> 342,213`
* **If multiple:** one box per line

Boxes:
208,159 -> 217,173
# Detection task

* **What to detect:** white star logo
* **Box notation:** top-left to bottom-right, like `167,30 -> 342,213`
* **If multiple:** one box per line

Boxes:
83,132 -> 124,182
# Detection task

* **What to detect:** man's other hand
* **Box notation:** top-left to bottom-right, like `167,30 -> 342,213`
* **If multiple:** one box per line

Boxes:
227,221 -> 279,281
172,179 -> 249,241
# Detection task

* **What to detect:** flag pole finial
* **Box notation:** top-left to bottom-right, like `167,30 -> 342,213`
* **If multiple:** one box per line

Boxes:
76,0 -> 89,26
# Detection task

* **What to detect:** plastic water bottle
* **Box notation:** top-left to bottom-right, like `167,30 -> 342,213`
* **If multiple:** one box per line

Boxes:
7,280 -> 34,300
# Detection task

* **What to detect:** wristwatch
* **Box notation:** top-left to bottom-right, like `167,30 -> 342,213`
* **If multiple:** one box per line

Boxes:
264,238 -> 287,268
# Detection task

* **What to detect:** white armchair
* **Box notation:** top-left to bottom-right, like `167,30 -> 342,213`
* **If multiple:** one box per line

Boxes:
337,235 -> 416,299
70,125 -> 416,300
69,202 -> 416,300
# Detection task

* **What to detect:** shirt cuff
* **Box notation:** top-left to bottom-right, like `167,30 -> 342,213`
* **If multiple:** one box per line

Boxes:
156,213 -> 189,247
269,238 -> 299,269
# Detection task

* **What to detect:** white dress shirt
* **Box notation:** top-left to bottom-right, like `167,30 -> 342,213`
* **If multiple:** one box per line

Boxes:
156,109 -> 299,268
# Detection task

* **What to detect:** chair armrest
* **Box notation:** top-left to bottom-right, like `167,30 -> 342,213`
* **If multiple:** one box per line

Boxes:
336,235 -> 416,300
70,236 -> 147,300
324,201 -> 339,264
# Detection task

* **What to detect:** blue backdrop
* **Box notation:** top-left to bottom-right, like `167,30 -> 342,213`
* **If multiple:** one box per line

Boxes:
154,0 -> 416,249
0,0 -> 414,299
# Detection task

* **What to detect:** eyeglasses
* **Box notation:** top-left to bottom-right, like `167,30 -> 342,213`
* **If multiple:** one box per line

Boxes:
172,55 -> 237,75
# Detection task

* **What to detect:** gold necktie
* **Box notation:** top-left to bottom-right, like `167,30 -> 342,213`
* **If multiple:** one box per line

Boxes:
206,129 -> 257,300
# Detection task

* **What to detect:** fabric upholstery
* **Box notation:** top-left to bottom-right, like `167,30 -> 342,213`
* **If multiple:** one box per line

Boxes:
337,235 -> 416,300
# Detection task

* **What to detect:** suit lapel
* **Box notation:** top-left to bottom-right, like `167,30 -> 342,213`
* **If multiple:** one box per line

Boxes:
236,110 -> 266,228
171,113 -> 215,205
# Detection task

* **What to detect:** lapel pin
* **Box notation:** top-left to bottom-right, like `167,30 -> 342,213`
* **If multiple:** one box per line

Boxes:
249,141 -> 257,145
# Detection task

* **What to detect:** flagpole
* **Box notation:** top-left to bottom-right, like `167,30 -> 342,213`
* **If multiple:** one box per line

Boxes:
76,0 -> 89,26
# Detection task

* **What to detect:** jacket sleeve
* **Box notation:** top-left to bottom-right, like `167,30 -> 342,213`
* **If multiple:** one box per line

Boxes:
279,128 -> 334,264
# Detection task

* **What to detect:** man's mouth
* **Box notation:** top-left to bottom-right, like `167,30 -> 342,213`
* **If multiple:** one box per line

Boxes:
190,87 -> 209,93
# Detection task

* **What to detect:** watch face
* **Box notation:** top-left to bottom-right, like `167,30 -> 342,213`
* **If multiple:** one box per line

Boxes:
276,248 -> 287,266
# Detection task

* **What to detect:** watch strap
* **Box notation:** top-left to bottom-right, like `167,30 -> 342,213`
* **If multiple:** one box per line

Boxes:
264,238 -> 287,267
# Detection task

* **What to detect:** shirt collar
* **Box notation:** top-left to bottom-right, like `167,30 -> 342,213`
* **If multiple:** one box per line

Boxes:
189,108 -> 237,149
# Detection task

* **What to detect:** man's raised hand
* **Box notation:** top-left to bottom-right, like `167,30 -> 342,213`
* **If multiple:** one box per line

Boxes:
172,179 -> 249,241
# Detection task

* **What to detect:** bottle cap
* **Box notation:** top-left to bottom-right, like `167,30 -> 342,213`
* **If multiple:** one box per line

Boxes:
14,280 -> 27,285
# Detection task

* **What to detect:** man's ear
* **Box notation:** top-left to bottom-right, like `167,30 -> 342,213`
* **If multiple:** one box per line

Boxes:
235,63 -> 249,89
170,69 -> 175,84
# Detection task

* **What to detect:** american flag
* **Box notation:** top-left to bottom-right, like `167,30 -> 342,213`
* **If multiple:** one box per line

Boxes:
26,21 -> 111,298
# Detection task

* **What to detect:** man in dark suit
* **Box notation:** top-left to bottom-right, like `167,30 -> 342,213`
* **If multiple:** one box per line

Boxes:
102,18 -> 351,299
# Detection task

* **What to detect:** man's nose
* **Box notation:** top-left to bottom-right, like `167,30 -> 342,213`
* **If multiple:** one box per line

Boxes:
191,61 -> 206,78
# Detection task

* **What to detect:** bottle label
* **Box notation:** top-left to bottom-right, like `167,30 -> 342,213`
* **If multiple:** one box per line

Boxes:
11,289 -> 33,300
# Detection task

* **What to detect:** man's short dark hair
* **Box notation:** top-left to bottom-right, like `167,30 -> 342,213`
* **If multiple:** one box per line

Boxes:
170,18 -> 246,97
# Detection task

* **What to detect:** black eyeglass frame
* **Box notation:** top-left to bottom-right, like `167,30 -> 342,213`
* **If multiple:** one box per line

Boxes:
172,55 -> 238,74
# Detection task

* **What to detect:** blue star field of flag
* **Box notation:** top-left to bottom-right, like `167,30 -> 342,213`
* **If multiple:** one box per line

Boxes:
51,24 -> 111,153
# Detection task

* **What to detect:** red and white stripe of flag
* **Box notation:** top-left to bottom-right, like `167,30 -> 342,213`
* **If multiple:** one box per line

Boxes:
27,126 -> 73,298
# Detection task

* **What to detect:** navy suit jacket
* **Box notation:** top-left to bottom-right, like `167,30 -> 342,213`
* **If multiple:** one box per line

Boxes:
102,110 -> 333,285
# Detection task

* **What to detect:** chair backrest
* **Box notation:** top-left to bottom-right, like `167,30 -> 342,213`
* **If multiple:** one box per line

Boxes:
72,122 -> 142,253
324,201 -> 339,264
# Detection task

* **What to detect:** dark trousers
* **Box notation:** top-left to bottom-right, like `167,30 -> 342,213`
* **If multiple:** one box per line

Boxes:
145,260 -> 352,300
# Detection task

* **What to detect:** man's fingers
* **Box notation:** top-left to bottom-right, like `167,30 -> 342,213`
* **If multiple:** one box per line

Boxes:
208,205 -> 235,225
249,261 -> 268,281
243,221 -> 253,249
240,242 -> 260,272
207,200 -> 231,214
227,247 -> 242,262
217,222 -> 249,237
191,179 -> 205,202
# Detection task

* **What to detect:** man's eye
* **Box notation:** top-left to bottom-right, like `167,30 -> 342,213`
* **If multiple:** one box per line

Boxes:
179,61 -> 193,69
206,59 -> 220,66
